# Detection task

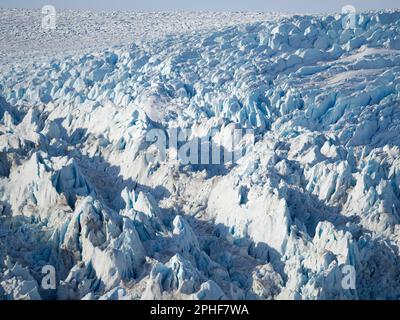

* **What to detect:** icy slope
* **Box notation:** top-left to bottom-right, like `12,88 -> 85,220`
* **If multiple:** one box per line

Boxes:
0,9 -> 400,300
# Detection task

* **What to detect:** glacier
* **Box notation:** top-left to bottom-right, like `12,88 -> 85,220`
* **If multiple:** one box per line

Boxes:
0,8 -> 400,300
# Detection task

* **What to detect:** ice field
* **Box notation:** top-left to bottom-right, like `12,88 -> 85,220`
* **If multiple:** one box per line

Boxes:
0,8 -> 400,300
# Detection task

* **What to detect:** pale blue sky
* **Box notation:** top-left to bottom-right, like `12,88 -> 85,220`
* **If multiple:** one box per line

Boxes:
0,0 -> 399,13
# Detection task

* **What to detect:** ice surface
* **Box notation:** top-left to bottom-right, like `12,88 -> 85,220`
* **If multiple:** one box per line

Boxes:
0,8 -> 400,300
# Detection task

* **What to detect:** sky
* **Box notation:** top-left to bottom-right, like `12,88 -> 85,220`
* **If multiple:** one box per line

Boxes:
0,0 -> 399,13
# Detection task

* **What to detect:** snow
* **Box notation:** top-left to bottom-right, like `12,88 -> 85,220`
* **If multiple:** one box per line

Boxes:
0,8 -> 400,300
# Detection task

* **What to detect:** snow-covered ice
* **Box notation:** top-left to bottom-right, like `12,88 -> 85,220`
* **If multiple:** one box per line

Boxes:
0,8 -> 400,300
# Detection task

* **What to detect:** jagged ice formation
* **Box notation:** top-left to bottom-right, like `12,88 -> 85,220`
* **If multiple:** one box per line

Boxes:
0,9 -> 400,300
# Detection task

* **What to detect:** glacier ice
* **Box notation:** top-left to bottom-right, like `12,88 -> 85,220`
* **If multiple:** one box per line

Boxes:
0,8 -> 400,300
